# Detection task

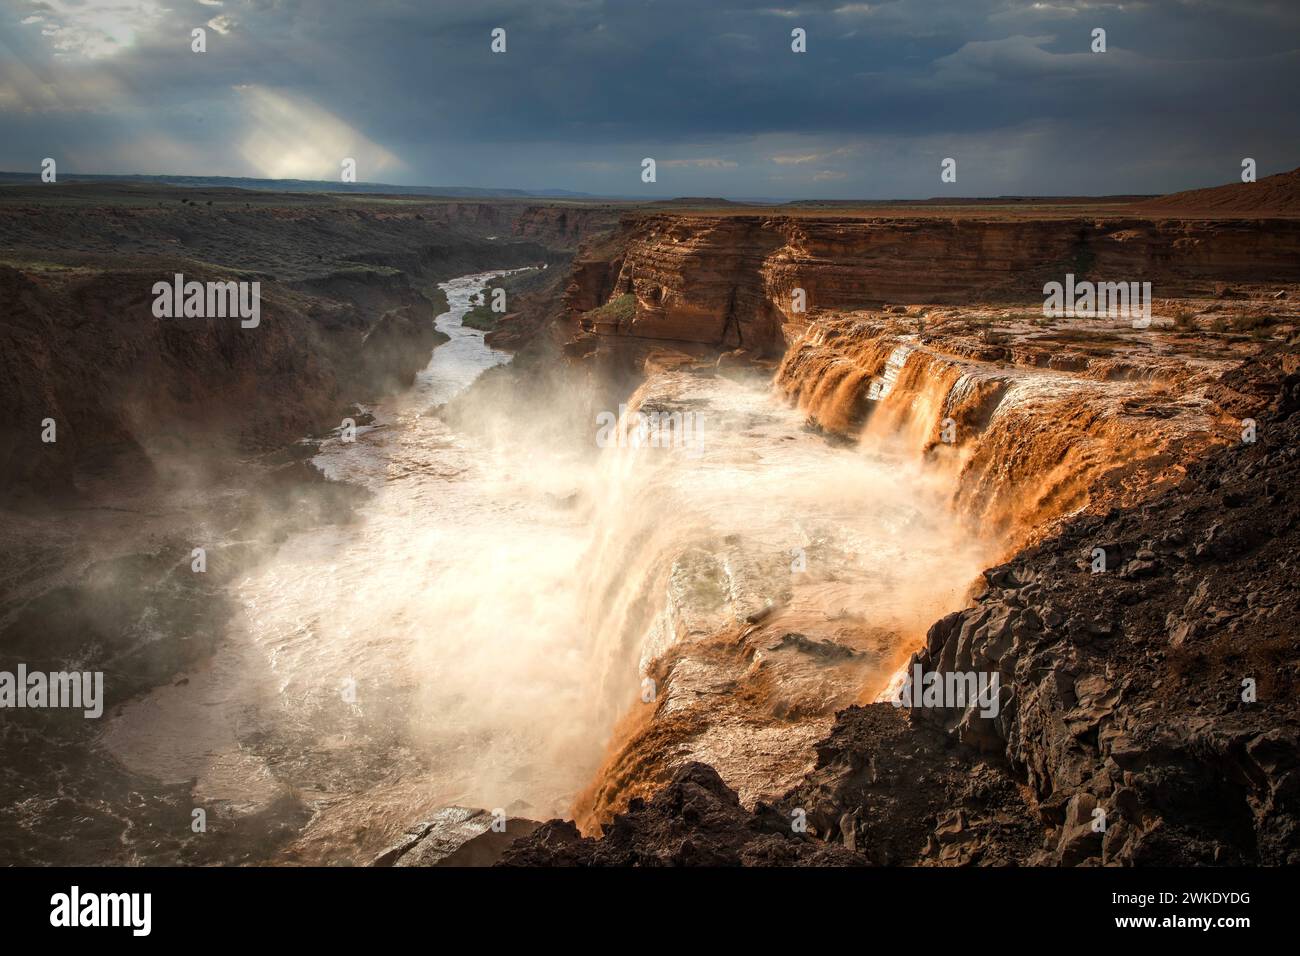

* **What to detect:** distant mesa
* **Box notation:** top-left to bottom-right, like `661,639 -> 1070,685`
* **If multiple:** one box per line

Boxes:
648,196 -> 741,206
0,170 -> 602,201
4,165 -> 1298,214
1141,166 -> 1300,216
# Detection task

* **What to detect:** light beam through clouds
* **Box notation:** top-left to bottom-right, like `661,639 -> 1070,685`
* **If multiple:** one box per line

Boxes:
234,85 -> 402,182
1,0 -> 1297,197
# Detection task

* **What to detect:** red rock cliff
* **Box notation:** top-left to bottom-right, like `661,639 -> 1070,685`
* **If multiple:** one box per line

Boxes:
565,213 -> 1300,356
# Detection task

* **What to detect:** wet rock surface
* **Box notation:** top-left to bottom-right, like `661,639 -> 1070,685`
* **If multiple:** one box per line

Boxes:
373,807 -> 542,867
506,350 -> 1299,866
499,762 -> 863,866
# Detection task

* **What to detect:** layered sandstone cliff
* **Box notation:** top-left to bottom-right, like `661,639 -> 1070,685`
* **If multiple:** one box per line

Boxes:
504,206 -> 1300,864
563,212 -> 1300,357
507,339 -> 1300,869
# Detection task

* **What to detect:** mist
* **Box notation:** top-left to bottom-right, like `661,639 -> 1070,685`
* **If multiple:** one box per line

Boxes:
92,270 -> 999,860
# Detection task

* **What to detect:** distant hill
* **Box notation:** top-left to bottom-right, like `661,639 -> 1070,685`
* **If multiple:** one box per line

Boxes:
1143,167 -> 1300,215
648,196 -> 745,206
0,171 -> 602,200
788,195 -> 1155,207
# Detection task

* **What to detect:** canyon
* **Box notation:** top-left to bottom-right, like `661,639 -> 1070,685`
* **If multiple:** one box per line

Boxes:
1,173 -> 1297,866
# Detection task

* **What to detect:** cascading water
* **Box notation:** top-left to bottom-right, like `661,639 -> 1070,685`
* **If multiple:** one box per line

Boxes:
100,275 -> 1001,862
101,270 -> 615,863
570,367 -> 997,825
777,315 -> 1233,548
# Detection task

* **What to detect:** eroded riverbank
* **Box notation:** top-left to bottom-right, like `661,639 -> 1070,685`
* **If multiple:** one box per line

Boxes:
100,270 -> 1004,864
99,271 -> 595,863
5,216 -> 1293,867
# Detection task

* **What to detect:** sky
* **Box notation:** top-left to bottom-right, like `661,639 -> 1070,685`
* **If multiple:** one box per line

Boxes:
1,0 -> 1297,200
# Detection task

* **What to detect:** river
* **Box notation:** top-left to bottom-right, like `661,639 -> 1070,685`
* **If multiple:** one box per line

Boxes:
101,268 -> 993,864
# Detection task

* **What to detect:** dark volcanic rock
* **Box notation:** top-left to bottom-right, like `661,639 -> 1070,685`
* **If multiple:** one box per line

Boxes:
782,704 -> 1041,865
509,348 -> 1300,866
498,762 -> 865,866
902,348 -> 1299,865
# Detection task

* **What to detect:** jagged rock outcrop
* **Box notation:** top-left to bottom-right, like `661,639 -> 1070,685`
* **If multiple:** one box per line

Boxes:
783,704 -> 1041,865
499,762 -> 864,866
904,350 -> 1300,864
508,350 -> 1299,866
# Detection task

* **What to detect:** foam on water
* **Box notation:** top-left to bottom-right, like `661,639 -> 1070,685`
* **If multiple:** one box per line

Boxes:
102,272 -> 995,862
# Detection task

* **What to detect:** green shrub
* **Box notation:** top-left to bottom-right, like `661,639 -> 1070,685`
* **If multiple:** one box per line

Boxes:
583,293 -> 636,326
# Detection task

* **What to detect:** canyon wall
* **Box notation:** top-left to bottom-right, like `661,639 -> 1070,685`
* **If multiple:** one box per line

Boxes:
0,192 -> 612,502
540,209 -> 1298,846
512,204 -> 622,248
564,213 -> 1300,356
507,293 -> 1299,869
562,209 -> 1298,539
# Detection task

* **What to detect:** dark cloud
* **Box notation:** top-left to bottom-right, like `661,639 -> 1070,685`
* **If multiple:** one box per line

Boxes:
2,0 -> 1297,198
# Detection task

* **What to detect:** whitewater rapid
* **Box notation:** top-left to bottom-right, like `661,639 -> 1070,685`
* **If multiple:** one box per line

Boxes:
100,269 -> 995,863
101,270 -> 605,863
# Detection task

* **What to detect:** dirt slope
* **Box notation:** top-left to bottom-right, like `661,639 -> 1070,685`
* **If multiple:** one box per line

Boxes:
1140,167 -> 1300,216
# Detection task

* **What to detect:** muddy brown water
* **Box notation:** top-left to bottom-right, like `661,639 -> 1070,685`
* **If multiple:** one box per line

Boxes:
83,270 -> 996,864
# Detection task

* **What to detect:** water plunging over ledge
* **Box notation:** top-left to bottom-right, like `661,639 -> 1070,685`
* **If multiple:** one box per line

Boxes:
101,270 -> 995,863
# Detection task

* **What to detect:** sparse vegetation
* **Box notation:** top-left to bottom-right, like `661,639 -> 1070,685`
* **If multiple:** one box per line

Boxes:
331,263 -> 403,278
462,265 -> 549,331
580,292 -> 636,329
1232,313 -> 1271,332
462,291 -> 498,330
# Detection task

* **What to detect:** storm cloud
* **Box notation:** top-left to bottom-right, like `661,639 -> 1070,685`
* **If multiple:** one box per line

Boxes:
2,0 -> 1297,198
